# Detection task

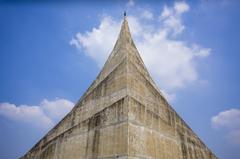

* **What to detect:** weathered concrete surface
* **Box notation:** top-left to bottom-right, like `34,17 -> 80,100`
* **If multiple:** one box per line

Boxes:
21,16 -> 217,159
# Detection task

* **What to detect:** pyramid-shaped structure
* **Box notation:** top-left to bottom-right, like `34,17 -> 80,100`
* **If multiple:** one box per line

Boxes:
21,15 -> 217,159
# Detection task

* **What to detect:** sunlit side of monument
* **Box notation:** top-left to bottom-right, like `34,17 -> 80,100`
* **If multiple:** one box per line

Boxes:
21,13 -> 217,159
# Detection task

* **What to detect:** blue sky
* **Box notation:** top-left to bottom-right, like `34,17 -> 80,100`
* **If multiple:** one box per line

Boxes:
0,0 -> 240,158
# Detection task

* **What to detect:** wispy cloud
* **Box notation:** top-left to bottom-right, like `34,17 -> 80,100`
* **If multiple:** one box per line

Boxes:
141,10 -> 154,20
70,1 -> 211,101
70,16 -> 120,67
160,1 -> 189,35
212,108 -> 240,144
0,98 -> 74,129
212,108 -> 240,129
127,0 -> 135,7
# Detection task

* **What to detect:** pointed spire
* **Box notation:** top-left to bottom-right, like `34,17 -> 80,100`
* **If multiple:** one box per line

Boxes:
124,11 -> 126,17
112,11 -> 135,53
119,12 -> 131,41
80,12 -> 161,101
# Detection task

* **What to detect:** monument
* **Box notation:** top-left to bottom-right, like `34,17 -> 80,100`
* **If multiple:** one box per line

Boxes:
21,13 -> 217,159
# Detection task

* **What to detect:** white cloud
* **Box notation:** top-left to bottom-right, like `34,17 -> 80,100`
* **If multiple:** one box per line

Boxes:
0,98 -> 74,129
211,109 -> 240,129
174,1 -> 190,14
0,102 -> 52,128
161,6 -> 171,19
70,1 -> 211,99
141,10 -> 154,20
70,16 -> 120,67
212,108 -> 240,144
160,1 -> 189,35
192,44 -> 211,58
41,99 -> 74,122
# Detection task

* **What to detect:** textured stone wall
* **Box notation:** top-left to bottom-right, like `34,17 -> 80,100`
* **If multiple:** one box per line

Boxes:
128,95 -> 216,159
22,49 -> 130,159
22,97 -> 129,159
127,47 -> 216,159
21,17 -> 217,159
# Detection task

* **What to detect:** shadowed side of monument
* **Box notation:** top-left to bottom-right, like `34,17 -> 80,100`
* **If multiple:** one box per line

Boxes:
21,13 -> 217,159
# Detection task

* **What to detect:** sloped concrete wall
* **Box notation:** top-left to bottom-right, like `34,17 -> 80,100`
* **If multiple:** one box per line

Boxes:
21,54 -> 129,159
127,56 -> 217,159
22,98 -> 129,159
21,16 -> 217,159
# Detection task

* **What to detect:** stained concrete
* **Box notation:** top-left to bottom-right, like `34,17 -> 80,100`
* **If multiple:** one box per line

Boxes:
21,16 -> 217,159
